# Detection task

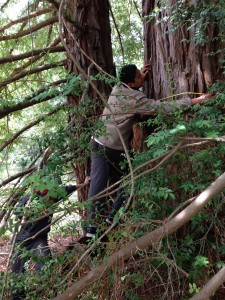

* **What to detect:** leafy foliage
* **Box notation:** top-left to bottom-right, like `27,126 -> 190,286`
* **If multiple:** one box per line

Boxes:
0,0 -> 225,299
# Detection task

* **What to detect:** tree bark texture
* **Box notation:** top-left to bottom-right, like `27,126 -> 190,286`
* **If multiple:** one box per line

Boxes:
142,0 -> 224,100
131,0 -> 225,169
64,0 -> 114,201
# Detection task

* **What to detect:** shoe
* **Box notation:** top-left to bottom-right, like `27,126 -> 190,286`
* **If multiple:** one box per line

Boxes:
106,213 -> 114,225
86,226 -> 97,237
76,235 -> 93,245
76,226 -> 96,245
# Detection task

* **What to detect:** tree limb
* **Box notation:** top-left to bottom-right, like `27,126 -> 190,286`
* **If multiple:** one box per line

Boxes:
0,0 -> 10,11
0,79 -> 66,119
109,2 -> 125,64
0,167 -> 36,188
52,171 -> 225,300
0,46 -> 65,64
0,60 -> 66,88
190,266 -> 225,300
0,16 -> 58,41
9,36 -> 63,76
0,105 -> 64,152
0,8 -> 54,33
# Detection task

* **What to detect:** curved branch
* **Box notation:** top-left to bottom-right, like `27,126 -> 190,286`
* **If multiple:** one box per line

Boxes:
0,46 -> 65,64
0,79 -> 66,119
0,105 -> 65,153
0,8 -> 54,33
53,171 -> 225,300
0,60 -> 66,88
0,16 -> 58,41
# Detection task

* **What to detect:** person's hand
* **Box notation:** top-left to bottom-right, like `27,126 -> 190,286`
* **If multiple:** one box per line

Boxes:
191,93 -> 214,105
76,176 -> 91,189
141,64 -> 151,80
197,93 -> 214,100
83,176 -> 91,186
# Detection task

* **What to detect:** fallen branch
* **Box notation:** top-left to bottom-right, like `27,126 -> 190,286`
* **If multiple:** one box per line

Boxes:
190,266 -> 225,300
52,171 -> 225,300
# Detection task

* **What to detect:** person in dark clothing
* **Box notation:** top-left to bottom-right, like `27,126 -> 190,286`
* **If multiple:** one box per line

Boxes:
11,178 -> 90,300
81,63 -> 213,240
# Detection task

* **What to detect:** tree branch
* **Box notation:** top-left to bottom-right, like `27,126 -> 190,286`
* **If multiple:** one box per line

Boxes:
0,8 -> 54,33
9,36 -> 63,76
109,2 -> 125,64
52,171 -> 225,300
190,266 -> 225,300
0,60 -> 66,88
0,46 -> 65,64
0,105 -> 64,153
0,79 -> 66,119
0,16 -> 58,41
0,0 -> 10,11
0,167 -> 36,188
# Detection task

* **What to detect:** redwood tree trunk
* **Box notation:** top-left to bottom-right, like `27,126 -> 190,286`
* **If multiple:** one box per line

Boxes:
63,0 -> 114,202
142,0 -> 224,100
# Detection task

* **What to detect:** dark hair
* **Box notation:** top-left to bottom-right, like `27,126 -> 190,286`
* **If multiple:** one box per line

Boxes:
119,64 -> 137,84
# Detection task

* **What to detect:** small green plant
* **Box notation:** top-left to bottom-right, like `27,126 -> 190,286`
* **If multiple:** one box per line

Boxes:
189,282 -> 200,295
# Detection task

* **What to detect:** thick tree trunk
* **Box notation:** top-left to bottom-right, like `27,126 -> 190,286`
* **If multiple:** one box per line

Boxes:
132,0 -> 225,153
64,0 -> 114,202
142,0 -> 224,100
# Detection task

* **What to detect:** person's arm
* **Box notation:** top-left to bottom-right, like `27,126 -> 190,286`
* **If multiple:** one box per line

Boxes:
133,91 -> 214,115
76,176 -> 91,189
63,176 -> 91,196
190,93 -> 213,105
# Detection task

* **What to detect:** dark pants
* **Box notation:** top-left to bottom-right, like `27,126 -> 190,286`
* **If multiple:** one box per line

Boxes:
11,236 -> 51,300
87,139 -> 127,224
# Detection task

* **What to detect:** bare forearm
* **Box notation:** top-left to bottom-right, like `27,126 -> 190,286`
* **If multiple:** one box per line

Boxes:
191,93 -> 214,105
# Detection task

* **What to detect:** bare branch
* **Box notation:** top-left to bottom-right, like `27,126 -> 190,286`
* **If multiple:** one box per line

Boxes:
190,266 -> 225,300
0,46 -> 65,64
132,0 -> 142,19
0,60 -> 66,88
53,171 -> 225,300
0,16 -> 58,41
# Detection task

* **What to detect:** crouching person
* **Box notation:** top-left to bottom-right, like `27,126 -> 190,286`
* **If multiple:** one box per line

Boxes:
10,177 -> 90,300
